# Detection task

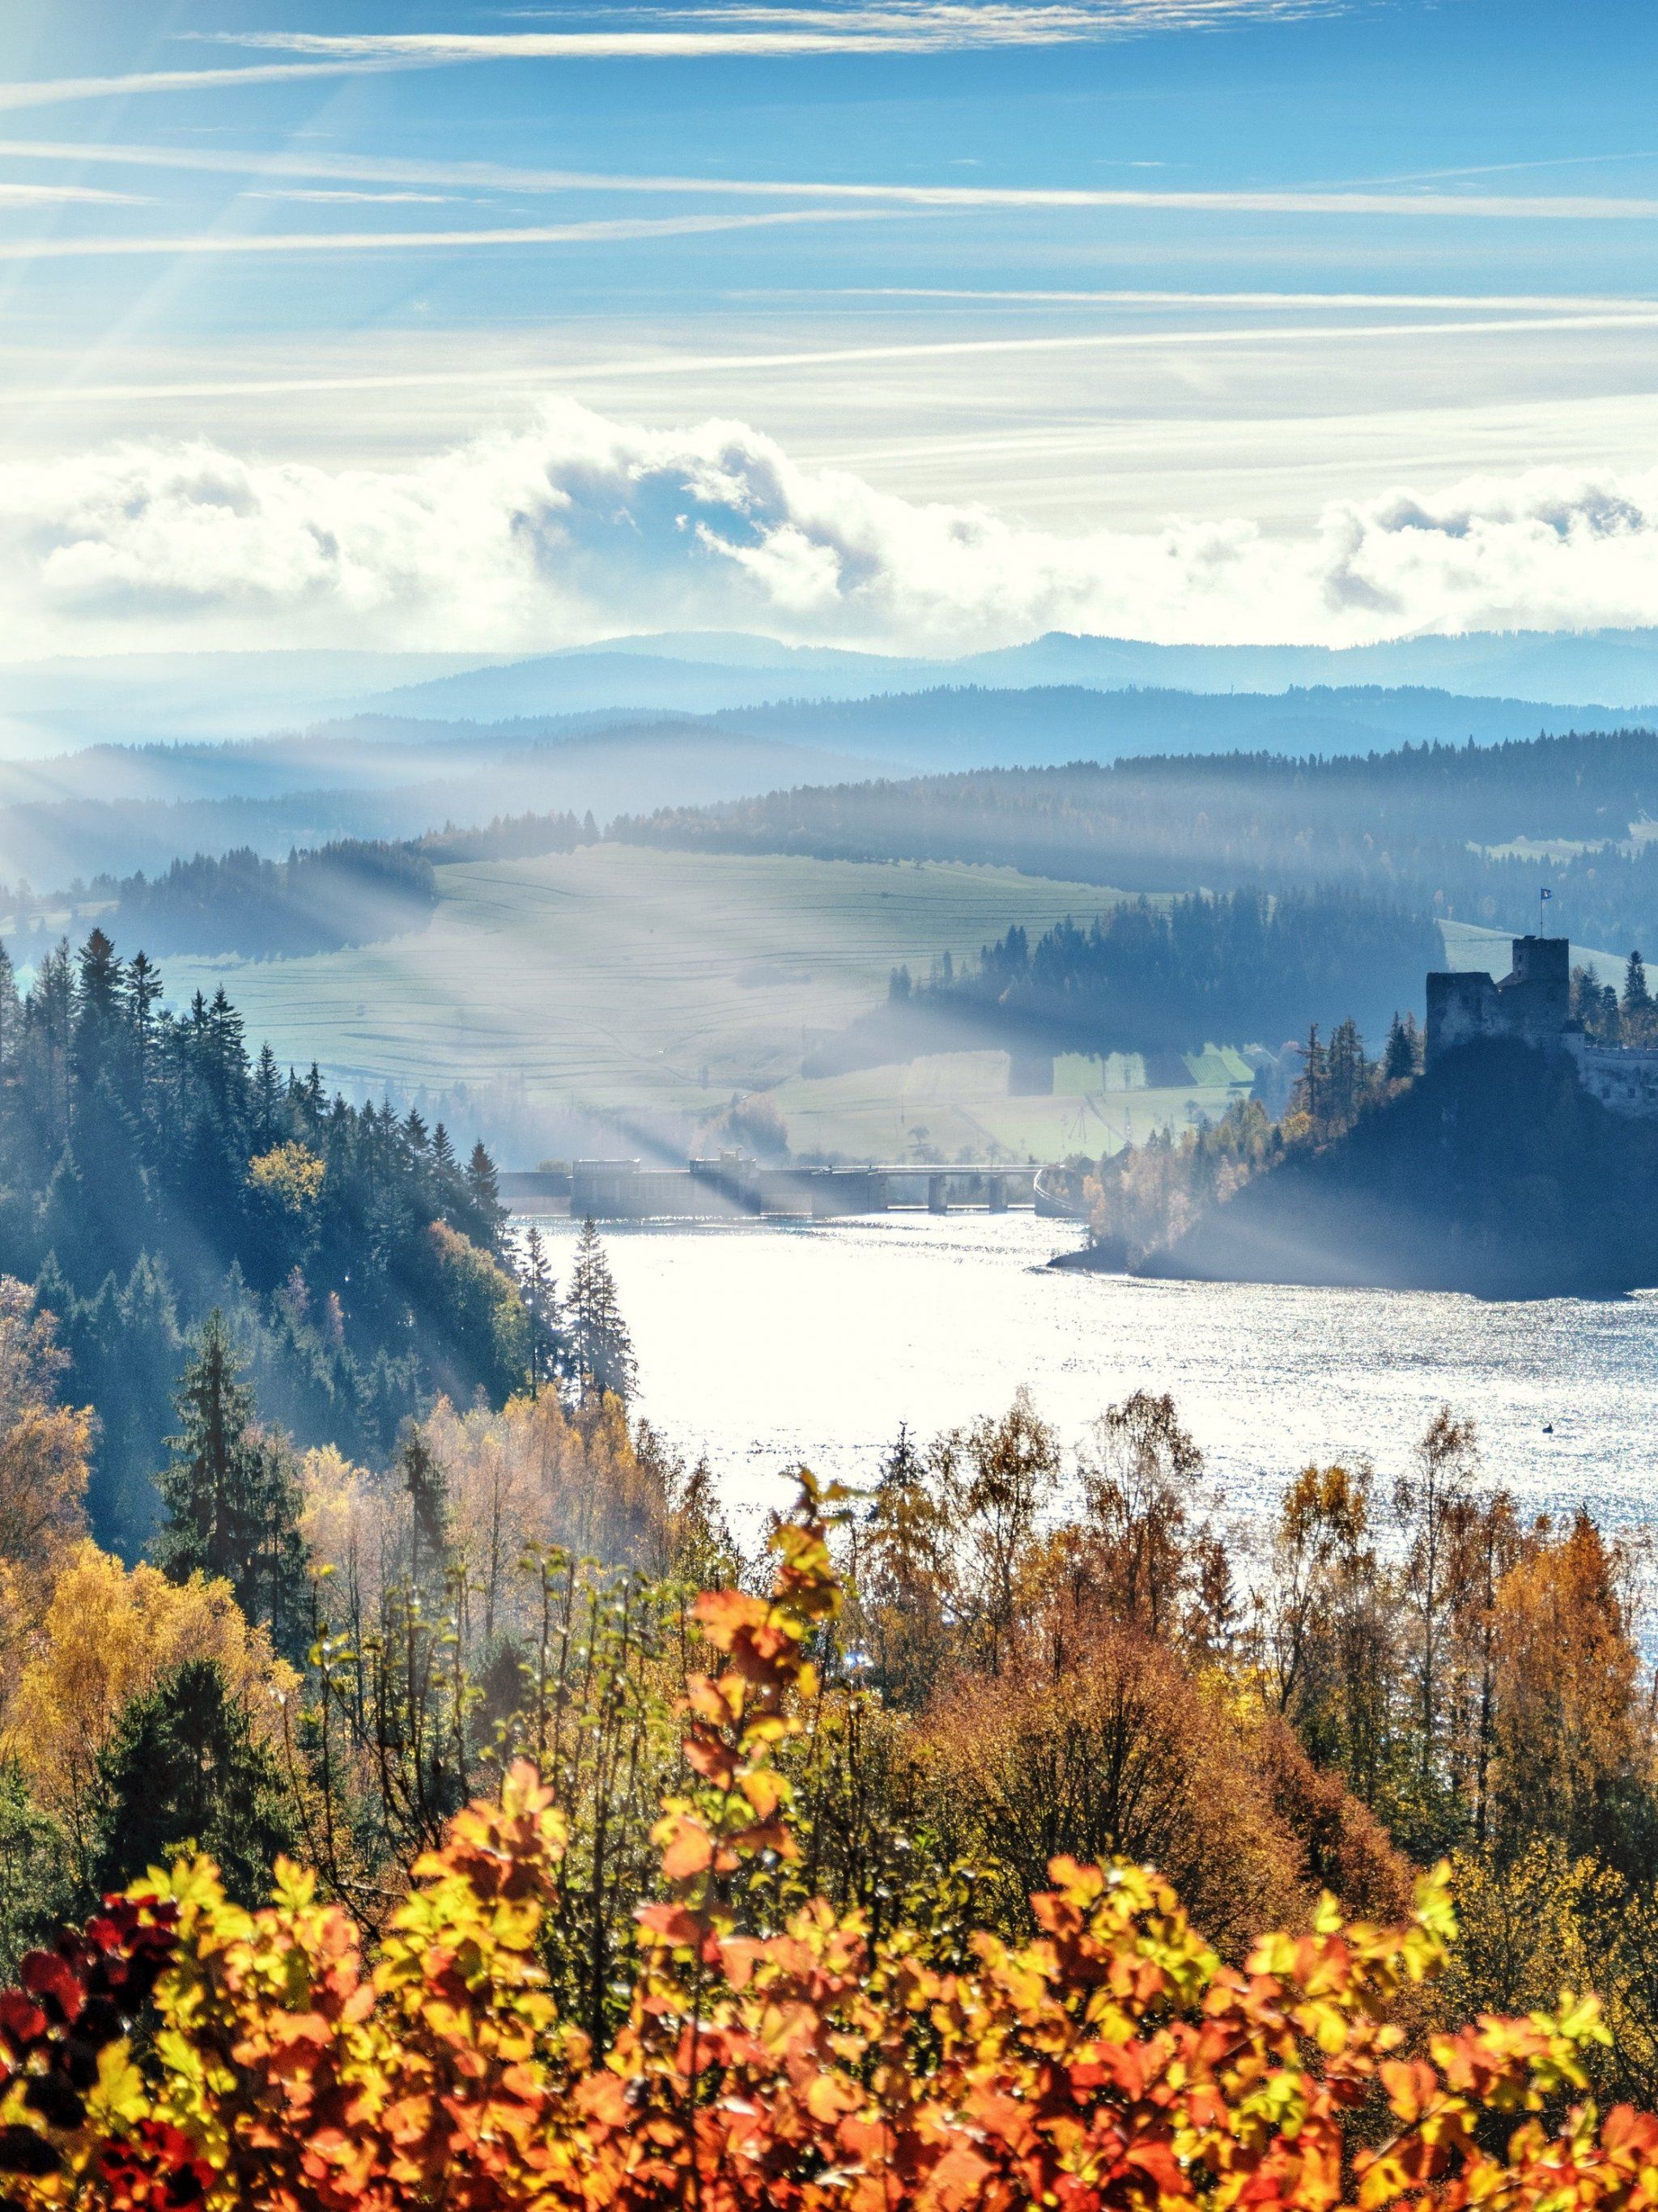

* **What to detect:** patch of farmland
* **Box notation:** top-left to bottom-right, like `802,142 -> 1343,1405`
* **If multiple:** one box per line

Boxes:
159,843 -> 1131,1122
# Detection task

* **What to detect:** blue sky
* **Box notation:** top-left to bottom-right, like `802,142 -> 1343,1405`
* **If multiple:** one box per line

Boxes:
1,0 -> 1656,657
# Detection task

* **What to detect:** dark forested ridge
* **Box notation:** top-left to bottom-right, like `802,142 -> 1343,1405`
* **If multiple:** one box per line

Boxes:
0,926 -> 530,1551
9,815 -> 598,964
614,730 -> 1658,952
707,681 -> 1658,768
42,839 -> 436,961
812,890 -> 1436,1070
1143,1038 -> 1658,1297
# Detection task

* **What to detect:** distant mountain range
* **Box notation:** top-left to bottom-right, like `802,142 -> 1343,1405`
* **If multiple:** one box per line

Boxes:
366,627 -> 1658,728
10,626 -> 1658,751
693,683 -> 1658,770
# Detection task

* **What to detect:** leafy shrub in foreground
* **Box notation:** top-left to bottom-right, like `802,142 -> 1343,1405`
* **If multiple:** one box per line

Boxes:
0,1484 -> 1649,2212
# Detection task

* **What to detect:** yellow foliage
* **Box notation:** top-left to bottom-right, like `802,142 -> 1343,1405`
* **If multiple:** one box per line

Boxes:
419,1390 -> 670,1623
0,1281 -> 92,1691
247,1141 -> 326,1211
5,1541 -> 297,1861
300,1394 -> 671,1653
296,1442 -> 386,1634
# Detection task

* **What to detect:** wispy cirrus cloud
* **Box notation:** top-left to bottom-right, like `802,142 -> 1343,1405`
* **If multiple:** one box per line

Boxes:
0,206 -> 888,262
0,1 -> 1354,112
212,0 -> 1354,62
5,138 -> 1658,223
0,60 -> 399,117
10,305 -> 1658,410
6,398 -> 1658,660
0,180 -> 142,204
245,189 -> 466,206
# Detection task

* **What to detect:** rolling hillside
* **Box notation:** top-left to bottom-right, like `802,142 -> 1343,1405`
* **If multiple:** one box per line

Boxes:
157,844 -> 1159,1161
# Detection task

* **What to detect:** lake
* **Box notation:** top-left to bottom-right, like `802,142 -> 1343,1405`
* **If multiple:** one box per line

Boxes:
525,1213 -> 1658,1542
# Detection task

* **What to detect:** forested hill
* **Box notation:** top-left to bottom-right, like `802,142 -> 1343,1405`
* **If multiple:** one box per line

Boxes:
811,891 -> 1436,1072
10,815 -> 597,964
0,928 -> 527,1551
707,682 -> 1658,768
1146,1037 -> 1658,1298
611,730 -> 1658,952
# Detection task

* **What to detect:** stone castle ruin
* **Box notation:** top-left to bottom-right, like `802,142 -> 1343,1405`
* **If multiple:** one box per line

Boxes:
1426,934 -> 1658,1117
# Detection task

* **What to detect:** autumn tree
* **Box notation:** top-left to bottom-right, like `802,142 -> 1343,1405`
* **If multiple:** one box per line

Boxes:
1490,1510 -> 1649,1866
933,1389 -> 1058,1676
848,1423 -> 956,1708
3,1542 -> 294,1887
520,1224 -> 561,1397
0,1283 -> 90,1668
1392,1405 -> 1483,1846
1256,1461 -> 1393,1804
1070,1390 -> 1223,1647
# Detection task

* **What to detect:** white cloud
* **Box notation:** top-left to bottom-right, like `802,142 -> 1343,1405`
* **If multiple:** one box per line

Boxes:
6,136 -> 1658,223
5,401 -> 1658,658
0,181 -> 142,204
245,189 -> 464,206
217,2 -> 1350,62
0,61 -> 394,116
0,207 -> 886,262
0,2 -> 1349,113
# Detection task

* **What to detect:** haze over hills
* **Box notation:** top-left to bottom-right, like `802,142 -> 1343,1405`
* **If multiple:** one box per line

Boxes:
0,721 -> 889,889
363,628 -> 1658,727
11,627 -> 1658,755
695,683 -> 1658,770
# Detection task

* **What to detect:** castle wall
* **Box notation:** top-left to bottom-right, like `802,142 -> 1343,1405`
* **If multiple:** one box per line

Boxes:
1564,1037 -> 1658,1121
1426,936 -> 1571,1064
1424,933 -> 1658,1121
1425,971 -> 1501,1060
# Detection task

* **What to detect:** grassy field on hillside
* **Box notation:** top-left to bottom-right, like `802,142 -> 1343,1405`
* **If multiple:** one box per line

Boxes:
162,844 -> 1160,1149
154,870 -> 1588,1166
766,1051 -> 1239,1163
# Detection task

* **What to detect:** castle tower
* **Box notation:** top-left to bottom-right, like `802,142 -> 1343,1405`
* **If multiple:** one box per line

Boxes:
1424,934 -> 1570,1065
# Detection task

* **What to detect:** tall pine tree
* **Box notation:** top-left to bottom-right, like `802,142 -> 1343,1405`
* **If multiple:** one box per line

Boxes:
563,1219 -> 636,1406
91,1658 -> 294,1905
519,1225 -> 560,1397
154,1312 -> 309,1659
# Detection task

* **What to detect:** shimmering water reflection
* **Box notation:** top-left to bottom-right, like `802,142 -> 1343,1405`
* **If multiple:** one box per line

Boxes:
526,1213 -> 1658,1538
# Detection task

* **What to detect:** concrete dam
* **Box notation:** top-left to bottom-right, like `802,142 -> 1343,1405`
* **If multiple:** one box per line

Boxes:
501,1153 -> 1047,1222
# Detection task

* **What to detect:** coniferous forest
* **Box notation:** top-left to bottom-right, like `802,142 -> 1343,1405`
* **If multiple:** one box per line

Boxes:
810,889 -> 1436,1070
0,926 -> 526,1549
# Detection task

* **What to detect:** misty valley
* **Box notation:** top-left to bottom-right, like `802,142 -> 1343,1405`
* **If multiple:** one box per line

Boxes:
11,4 -> 1658,2202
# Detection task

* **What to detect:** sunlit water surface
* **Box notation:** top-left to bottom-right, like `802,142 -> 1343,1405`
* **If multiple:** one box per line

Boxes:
525,1214 -> 1658,1540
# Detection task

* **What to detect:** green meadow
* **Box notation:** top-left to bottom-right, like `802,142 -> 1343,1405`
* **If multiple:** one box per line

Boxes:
148,860 -> 1574,1163
161,844 -> 1184,1149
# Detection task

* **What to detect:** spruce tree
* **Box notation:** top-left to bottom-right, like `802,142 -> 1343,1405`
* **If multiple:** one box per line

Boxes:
0,938 -> 19,1087
464,1141 -> 507,1249
1294,1023 -> 1326,1126
520,1225 -> 560,1397
1324,1018 -> 1370,1131
1383,1011 -> 1419,1083
563,1219 -> 637,1406
1624,950 -> 1652,1041
154,1312 -> 309,1659
125,949 -> 162,1092
400,1425 -> 452,1595
91,1658 -> 294,1904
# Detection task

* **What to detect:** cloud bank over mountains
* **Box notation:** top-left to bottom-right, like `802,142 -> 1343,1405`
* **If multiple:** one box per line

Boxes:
4,401 -> 1658,658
